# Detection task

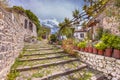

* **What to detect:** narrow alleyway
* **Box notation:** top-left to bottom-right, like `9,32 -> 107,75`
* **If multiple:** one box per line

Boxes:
8,41 -> 104,80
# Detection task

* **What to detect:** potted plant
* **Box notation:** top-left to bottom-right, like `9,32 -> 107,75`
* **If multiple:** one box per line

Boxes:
95,41 -> 107,55
112,36 -> 120,59
85,47 -> 88,52
88,43 -> 93,53
93,47 -> 98,54
101,33 -> 115,57
78,41 -> 86,52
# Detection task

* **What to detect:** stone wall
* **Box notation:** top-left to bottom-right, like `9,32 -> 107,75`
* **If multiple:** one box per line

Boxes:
78,51 -> 120,80
0,6 -> 37,79
93,0 -> 120,37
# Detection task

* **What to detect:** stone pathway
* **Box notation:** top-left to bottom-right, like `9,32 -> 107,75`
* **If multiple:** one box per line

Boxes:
7,41 -> 105,80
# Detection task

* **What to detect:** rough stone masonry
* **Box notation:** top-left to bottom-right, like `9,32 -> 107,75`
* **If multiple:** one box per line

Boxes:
0,6 -> 37,79
78,51 -> 120,80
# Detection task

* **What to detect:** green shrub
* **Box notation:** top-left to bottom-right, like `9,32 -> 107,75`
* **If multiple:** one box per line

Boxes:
112,36 -> 120,50
37,37 -> 42,41
95,41 -> 107,50
78,41 -> 86,48
50,34 -> 57,42
101,33 -> 115,48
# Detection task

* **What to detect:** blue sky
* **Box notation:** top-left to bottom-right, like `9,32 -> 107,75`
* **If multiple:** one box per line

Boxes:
9,0 -> 84,22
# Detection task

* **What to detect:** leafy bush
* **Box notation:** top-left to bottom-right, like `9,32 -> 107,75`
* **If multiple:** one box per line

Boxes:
95,41 -> 107,50
101,33 -> 115,48
12,6 -> 25,15
37,37 -> 42,41
78,41 -> 86,48
50,34 -> 57,43
112,36 -> 120,50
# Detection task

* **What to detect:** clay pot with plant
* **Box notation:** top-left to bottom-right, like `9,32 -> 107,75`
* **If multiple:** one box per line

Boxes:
93,47 -> 98,54
88,45 -> 93,53
95,41 -> 107,55
101,33 -> 115,57
112,36 -> 120,59
87,41 -> 93,53
85,47 -> 88,52
78,41 -> 86,52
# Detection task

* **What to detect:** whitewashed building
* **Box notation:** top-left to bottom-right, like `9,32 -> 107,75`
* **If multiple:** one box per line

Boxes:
74,29 -> 87,40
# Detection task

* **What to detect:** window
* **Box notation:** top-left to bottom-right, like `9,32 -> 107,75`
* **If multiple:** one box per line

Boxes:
29,22 -> 33,31
80,33 -> 84,38
24,19 -> 27,29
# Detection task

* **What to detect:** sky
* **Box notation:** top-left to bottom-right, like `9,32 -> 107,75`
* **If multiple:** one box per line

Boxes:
8,0 -> 84,22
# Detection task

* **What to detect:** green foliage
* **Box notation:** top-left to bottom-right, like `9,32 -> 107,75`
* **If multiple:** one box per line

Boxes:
78,41 -> 87,48
37,37 -> 42,41
95,41 -> 107,50
32,73 -> 44,78
79,72 -> 92,80
25,10 -> 41,30
72,9 -> 79,18
115,0 -> 120,7
83,0 -> 109,17
12,6 -> 25,15
101,33 -> 116,48
59,18 -> 74,38
7,70 -> 19,80
50,34 -> 57,42
95,27 -> 103,40
38,27 -> 50,38
11,6 -> 44,37
112,36 -> 120,50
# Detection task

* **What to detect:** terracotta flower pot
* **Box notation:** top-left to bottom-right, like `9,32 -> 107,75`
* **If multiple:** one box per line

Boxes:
81,48 -> 85,52
98,50 -> 104,55
74,46 -> 76,49
88,47 -> 93,53
112,49 -> 120,59
85,47 -> 88,52
93,48 -> 98,54
79,48 -> 81,51
105,48 -> 113,57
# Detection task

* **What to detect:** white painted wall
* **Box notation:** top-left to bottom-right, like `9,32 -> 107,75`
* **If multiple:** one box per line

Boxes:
74,32 -> 86,40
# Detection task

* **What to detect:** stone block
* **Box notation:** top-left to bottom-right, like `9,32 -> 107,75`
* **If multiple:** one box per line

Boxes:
0,54 -> 3,60
116,60 -> 120,64
0,12 -> 4,19
105,57 -> 116,62
96,55 -> 104,59
112,78 -> 119,80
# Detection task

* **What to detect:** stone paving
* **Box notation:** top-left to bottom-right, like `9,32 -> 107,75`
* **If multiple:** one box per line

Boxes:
7,41 -> 104,80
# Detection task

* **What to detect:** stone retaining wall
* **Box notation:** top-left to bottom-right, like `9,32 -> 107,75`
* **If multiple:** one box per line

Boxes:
78,51 -> 120,80
0,6 -> 37,79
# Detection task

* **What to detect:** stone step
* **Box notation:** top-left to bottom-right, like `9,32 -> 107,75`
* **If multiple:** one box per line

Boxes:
32,64 -> 87,80
19,54 -> 70,62
22,51 -> 64,56
15,58 -> 79,72
25,48 -> 53,51
91,73 -> 106,80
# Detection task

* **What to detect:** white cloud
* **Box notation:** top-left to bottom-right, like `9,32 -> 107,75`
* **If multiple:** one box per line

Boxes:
9,0 -> 83,22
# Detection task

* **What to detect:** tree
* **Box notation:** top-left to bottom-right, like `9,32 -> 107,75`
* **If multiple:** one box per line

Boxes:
59,18 -> 73,38
72,9 -> 79,19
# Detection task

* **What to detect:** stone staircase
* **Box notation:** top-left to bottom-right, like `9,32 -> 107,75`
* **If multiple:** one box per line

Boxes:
8,41 -> 106,80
